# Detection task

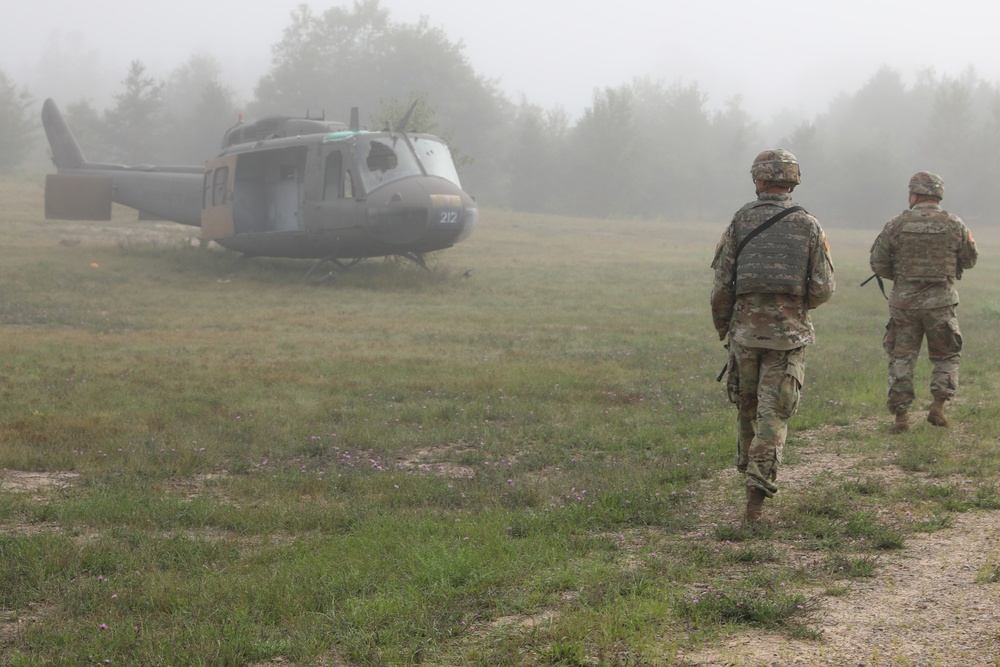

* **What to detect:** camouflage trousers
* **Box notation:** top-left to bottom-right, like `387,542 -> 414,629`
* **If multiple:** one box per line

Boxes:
728,342 -> 806,497
882,306 -> 962,414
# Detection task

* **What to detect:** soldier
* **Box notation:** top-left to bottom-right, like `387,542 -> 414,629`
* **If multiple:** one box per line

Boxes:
869,171 -> 977,433
711,149 -> 836,522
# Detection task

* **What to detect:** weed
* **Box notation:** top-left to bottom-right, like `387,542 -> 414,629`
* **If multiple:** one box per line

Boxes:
976,559 -> 1000,584
824,583 -> 853,596
841,476 -> 887,496
542,640 -> 588,665
676,586 -> 814,631
824,554 -> 880,578
791,485 -> 853,521
972,484 -> 1000,510
910,513 -> 953,533
722,543 -> 780,564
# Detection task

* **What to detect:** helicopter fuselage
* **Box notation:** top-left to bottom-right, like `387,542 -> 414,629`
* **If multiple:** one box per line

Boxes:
41,99 -> 478,262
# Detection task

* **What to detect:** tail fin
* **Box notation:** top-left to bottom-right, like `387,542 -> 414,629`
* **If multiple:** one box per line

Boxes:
41,99 -> 87,170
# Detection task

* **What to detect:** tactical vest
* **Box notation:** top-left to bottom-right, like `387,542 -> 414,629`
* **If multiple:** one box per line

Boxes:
894,208 -> 957,281
734,210 -> 811,296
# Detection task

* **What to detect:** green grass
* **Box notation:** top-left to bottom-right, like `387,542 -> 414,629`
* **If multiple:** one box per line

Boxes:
2,175 -> 1000,664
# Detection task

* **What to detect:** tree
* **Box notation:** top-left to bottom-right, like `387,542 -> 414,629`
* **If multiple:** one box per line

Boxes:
638,79 -> 715,220
924,68 -> 979,205
0,70 -> 35,172
161,55 -> 240,163
968,89 -> 1000,216
708,96 -> 760,220
504,99 -> 570,212
827,67 -> 914,221
64,99 -> 108,161
798,65 -> 1000,225
103,60 -> 165,163
255,1 -> 401,116
253,0 -> 509,202
567,84 -> 636,218
371,93 -> 440,135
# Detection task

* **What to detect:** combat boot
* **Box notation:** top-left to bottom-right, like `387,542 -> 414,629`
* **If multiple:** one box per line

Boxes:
745,487 -> 766,522
927,398 -> 949,427
891,411 -> 909,434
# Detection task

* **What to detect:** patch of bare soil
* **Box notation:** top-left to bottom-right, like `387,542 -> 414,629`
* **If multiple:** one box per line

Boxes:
0,470 -> 79,497
168,472 -> 230,500
396,443 -> 484,479
0,470 -> 83,539
678,423 -> 1000,666
0,603 -> 55,647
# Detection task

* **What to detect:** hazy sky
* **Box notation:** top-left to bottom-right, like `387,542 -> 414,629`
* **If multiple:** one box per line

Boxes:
4,0 -> 1000,121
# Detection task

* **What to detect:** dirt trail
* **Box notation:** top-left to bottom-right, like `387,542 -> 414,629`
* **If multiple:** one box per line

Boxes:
678,437 -> 1000,666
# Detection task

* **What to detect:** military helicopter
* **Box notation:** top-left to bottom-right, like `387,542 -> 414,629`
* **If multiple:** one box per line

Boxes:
40,98 -> 478,272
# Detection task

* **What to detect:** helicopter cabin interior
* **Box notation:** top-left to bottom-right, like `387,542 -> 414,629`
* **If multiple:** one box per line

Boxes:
203,145 -> 308,237
232,146 -> 306,233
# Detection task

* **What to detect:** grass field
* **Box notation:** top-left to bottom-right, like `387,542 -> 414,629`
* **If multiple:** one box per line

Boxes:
1,173 -> 999,666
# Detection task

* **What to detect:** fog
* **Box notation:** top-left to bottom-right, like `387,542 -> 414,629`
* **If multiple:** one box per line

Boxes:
5,0 -> 1000,123
8,0 -> 1000,223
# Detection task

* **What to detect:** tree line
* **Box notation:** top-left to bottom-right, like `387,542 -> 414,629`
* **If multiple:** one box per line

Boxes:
2,0 -> 998,228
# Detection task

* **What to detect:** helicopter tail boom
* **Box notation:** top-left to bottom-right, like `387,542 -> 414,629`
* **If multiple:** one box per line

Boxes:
41,99 -> 204,225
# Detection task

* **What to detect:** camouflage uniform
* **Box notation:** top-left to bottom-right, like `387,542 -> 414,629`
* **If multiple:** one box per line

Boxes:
869,189 -> 977,417
711,193 -> 835,497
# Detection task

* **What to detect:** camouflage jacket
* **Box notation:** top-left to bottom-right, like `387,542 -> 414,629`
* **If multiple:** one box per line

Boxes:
869,202 -> 977,309
710,193 -> 836,350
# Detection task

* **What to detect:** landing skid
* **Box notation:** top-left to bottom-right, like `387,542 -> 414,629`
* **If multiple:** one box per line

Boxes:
303,256 -> 364,283
302,252 -> 428,282
395,252 -> 428,270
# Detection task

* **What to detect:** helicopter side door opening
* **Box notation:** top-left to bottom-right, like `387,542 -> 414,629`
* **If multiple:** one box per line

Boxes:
231,146 -> 307,234
202,146 -> 308,241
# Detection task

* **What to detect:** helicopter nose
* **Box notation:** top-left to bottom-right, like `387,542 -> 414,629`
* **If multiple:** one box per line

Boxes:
365,182 -> 474,246
428,193 -> 465,232
425,192 -> 477,246
365,201 -> 429,244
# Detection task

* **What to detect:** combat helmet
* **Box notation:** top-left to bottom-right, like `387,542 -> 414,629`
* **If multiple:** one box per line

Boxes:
909,171 -> 944,199
750,149 -> 801,186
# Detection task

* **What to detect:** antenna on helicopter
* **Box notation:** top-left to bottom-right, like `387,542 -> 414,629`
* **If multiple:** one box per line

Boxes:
349,107 -> 360,132
394,100 -> 419,133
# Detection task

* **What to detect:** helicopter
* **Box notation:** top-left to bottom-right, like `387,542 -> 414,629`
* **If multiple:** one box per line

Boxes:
40,98 -> 478,272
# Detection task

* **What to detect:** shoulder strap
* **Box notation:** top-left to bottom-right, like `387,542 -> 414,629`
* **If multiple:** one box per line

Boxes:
735,205 -> 805,259
860,273 -> 889,300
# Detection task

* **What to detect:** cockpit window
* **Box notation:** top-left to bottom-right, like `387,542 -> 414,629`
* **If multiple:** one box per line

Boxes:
366,141 -> 400,172
411,136 -> 462,187
352,135 -> 461,192
355,137 -> 420,192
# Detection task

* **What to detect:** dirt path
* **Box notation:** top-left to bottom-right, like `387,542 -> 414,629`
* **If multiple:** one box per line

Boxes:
678,437 -> 1000,666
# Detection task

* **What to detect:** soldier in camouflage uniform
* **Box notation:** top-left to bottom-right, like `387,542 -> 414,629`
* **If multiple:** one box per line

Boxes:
869,171 -> 977,433
711,149 -> 836,522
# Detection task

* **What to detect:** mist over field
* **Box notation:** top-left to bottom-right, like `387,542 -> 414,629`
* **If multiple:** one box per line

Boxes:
3,0 -> 1000,225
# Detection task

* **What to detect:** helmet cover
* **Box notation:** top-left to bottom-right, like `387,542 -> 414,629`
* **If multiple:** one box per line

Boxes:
751,149 -> 801,185
909,171 -> 944,198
